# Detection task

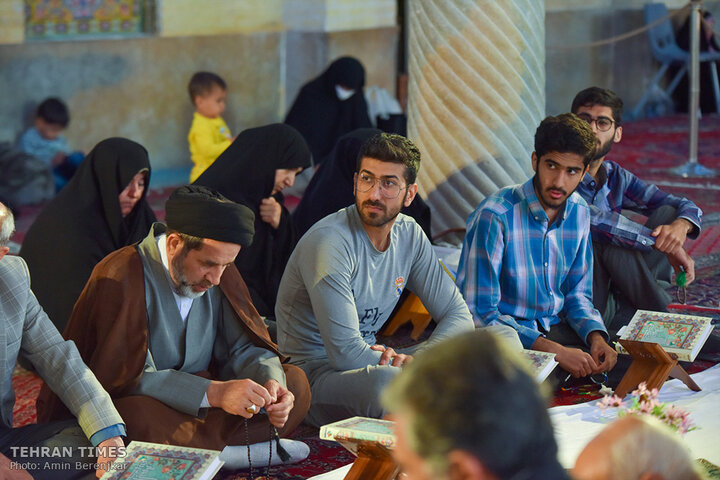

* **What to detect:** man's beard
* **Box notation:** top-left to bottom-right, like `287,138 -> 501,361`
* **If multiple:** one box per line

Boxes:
594,136 -> 614,160
357,198 -> 403,228
170,248 -> 212,299
532,173 -> 573,213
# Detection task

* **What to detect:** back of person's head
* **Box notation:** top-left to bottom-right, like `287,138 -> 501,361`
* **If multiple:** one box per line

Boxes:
357,133 -> 420,185
571,87 -> 624,126
535,113 -> 597,168
36,97 -> 70,127
0,202 -> 15,248
574,415 -> 703,480
382,330 -> 562,479
188,71 -> 227,104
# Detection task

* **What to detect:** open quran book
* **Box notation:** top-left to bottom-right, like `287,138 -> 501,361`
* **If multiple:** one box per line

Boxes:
616,310 -> 714,362
100,441 -> 223,480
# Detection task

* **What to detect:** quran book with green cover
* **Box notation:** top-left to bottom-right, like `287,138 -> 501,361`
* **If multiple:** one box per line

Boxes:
320,417 -> 396,447
100,441 -> 223,480
617,310 -> 714,362
321,417 -> 399,479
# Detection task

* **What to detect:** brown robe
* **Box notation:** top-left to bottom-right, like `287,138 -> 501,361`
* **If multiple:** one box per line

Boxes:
36,245 -> 311,449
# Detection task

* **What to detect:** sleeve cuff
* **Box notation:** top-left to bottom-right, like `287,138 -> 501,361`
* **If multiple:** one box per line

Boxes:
678,215 -> 702,239
520,329 -> 542,349
635,226 -> 656,251
584,329 -> 609,347
89,424 -> 126,447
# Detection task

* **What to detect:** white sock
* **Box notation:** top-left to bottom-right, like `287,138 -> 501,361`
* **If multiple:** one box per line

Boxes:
219,439 -> 310,469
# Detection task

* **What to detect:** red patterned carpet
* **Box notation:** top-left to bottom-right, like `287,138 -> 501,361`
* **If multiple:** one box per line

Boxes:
9,114 -> 720,479
614,114 -> 720,274
10,365 -> 42,428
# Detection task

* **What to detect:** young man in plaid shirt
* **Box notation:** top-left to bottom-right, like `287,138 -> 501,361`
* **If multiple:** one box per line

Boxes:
456,114 -> 618,379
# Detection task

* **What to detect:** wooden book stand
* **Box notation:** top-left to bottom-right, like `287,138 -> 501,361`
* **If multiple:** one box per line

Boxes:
381,293 -> 432,341
614,339 -> 701,398
338,440 -> 399,480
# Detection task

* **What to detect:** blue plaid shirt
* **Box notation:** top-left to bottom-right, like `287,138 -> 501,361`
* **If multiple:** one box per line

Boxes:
576,161 -> 702,252
456,178 -> 607,348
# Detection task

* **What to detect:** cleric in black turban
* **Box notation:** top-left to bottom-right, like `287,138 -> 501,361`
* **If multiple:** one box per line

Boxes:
165,185 -> 255,247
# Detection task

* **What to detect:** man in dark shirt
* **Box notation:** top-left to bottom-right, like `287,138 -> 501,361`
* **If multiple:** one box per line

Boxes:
571,87 -> 702,327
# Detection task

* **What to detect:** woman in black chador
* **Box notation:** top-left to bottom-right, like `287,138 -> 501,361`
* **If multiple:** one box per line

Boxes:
20,137 -> 155,332
193,123 -> 311,317
285,56 -> 372,164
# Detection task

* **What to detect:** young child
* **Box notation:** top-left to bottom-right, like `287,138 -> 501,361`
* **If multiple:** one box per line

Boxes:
187,72 -> 234,182
17,97 -> 84,191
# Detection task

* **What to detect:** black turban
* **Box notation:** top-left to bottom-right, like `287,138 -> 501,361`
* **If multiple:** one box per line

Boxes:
165,185 -> 255,247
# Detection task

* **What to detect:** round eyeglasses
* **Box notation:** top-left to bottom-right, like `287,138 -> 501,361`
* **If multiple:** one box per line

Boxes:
356,173 -> 408,199
577,113 -> 615,132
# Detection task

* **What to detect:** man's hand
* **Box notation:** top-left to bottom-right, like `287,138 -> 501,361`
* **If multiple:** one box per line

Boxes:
370,345 -> 413,367
554,346 -> 599,378
533,336 -> 597,378
206,379 -> 272,417
667,246 -> 695,286
95,436 -> 124,478
264,379 -> 295,429
652,218 -> 693,254
260,197 -> 282,229
588,331 -> 618,373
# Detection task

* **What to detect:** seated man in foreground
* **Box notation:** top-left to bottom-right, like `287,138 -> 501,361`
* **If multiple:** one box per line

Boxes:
0,202 -> 124,479
570,87 -> 701,326
276,133 -> 509,427
382,329 -> 570,480
38,186 -> 310,469
456,114 -> 618,378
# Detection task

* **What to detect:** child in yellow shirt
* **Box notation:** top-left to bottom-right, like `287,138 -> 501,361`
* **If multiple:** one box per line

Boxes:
187,72 -> 234,182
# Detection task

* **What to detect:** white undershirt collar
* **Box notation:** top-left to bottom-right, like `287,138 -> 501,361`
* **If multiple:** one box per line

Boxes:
157,234 -> 195,323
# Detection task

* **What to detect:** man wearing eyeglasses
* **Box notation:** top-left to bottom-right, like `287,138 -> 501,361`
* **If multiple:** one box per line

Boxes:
275,133 -> 493,427
571,87 -> 702,329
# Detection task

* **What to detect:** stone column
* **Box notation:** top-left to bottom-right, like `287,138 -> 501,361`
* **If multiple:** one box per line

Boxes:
407,0 -> 545,239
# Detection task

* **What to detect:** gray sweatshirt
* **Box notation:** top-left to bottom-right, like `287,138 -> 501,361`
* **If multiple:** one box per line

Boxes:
276,205 -> 473,371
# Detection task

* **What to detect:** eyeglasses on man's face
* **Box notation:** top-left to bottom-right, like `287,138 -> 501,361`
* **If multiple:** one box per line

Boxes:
356,172 -> 407,199
577,113 -> 615,132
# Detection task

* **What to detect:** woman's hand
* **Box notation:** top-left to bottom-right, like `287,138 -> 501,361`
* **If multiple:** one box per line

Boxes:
259,197 -> 282,229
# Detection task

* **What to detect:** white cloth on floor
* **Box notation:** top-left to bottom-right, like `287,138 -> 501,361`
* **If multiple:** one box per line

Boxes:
550,363 -> 720,468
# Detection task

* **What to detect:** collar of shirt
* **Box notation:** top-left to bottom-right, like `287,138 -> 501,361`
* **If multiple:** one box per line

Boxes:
596,162 -> 608,186
157,234 -> 194,322
579,162 -> 609,193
